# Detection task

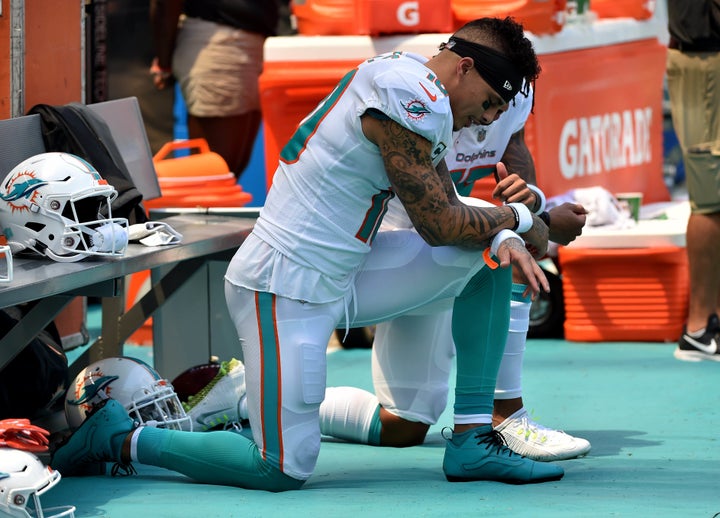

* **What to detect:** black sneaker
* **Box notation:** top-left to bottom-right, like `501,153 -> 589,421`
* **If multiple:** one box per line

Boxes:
674,314 -> 720,362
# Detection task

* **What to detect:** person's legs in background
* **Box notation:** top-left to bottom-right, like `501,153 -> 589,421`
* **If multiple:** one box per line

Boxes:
174,17 -> 265,179
187,110 -> 262,179
668,49 -> 720,361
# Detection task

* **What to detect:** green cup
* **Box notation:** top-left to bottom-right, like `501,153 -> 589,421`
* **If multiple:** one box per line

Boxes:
615,192 -> 643,222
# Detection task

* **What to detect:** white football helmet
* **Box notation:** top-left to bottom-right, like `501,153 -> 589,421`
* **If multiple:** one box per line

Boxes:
0,244 -> 11,282
0,448 -> 75,518
65,357 -> 191,431
0,152 -> 129,263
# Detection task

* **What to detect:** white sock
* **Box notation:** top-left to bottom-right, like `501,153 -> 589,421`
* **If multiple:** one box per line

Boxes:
319,386 -> 380,444
494,296 -> 530,400
238,396 -> 248,420
129,427 -> 143,462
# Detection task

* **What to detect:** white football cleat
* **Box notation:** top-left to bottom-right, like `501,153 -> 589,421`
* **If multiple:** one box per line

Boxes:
182,358 -> 246,432
495,408 -> 591,461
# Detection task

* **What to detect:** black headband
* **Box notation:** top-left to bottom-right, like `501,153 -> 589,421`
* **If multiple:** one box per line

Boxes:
444,36 -> 526,103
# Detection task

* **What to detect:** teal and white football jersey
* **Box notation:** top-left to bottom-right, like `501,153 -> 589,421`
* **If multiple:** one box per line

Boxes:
227,52 -> 453,302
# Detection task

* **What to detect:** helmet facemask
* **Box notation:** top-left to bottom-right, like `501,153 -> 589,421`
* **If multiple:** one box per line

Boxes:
43,185 -> 128,262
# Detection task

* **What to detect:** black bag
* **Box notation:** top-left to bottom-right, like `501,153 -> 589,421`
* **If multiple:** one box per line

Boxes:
27,102 -> 148,224
0,306 -> 69,420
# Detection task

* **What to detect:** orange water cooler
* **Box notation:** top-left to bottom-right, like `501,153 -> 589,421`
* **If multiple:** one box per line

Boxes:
558,246 -> 688,342
452,0 -> 567,35
144,139 -> 252,210
591,0 -> 655,20
260,59 -> 363,189
292,0 -> 454,36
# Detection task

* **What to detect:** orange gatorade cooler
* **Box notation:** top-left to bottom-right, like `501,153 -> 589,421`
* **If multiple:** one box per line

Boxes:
152,139 -> 230,179
260,60 -> 359,188
591,0 -> 655,20
360,0 -> 453,35
144,139 -> 252,209
558,246 -> 689,342
451,0 -> 567,35
292,0 -> 355,35
292,0 -> 453,35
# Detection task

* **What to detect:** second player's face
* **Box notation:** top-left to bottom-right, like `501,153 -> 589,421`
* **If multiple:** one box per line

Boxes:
450,67 -> 508,131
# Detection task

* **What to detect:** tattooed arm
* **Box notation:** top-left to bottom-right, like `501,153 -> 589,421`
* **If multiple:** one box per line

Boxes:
361,114 -> 519,250
361,114 -> 549,295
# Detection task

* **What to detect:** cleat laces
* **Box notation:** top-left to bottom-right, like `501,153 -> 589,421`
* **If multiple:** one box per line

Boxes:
110,462 -> 137,477
474,428 -> 518,457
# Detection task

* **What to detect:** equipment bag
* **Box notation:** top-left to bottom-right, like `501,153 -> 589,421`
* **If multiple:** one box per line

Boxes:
0,306 -> 69,420
27,102 -> 148,224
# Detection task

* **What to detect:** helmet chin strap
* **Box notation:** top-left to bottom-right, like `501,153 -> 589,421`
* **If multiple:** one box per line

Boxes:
45,247 -> 84,262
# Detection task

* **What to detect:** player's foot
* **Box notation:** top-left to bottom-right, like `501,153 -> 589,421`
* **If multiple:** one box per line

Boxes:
674,314 -> 720,362
51,399 -> 136,476
442,424 -> 564,484
183,358 -> 246,431
495,408 -> 591,461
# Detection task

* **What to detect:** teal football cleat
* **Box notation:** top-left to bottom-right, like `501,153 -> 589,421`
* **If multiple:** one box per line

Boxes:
442,424 -> 564,484
52,399 -> 137,476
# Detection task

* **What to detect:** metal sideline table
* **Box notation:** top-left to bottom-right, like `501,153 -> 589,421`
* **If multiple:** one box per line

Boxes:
0,213 -> 255,378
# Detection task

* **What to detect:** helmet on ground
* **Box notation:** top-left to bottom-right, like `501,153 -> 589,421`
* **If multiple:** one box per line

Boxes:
0,447 -> 75,518
65,357 -> 191,431
0,152 -> 128,263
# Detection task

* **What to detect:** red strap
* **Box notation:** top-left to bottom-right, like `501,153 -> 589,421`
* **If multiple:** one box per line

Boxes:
0,419 -> 50,452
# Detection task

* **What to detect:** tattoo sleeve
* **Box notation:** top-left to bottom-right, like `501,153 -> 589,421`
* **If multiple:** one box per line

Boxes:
372,116 -> 517,250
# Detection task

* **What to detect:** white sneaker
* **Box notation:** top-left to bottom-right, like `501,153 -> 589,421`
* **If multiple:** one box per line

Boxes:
183,358 -> 246,432
495,408 -> 591,461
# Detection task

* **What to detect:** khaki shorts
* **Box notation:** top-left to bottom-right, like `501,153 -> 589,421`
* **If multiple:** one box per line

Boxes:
173,16 -> 265,118
667,49 -> 720,214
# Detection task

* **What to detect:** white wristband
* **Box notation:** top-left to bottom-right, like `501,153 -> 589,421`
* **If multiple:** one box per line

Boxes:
508,202 -> 533,233
527,184 -> 547,214
490,229 -> 525,256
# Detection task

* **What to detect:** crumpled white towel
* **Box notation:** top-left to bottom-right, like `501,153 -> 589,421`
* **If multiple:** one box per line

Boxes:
128,221 -> 183,246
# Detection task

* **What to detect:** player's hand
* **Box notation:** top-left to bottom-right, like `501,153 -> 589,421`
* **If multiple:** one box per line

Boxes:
150,58 -> 174,90
548,202 -> 588,245
492,162 -> 535,207
495,237 -> 549,299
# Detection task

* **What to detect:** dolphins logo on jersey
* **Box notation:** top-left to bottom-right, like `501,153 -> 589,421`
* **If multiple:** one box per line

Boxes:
401,98 -> 431,122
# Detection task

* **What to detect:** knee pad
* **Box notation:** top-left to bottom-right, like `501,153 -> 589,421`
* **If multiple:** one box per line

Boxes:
300,341 -> 327,405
